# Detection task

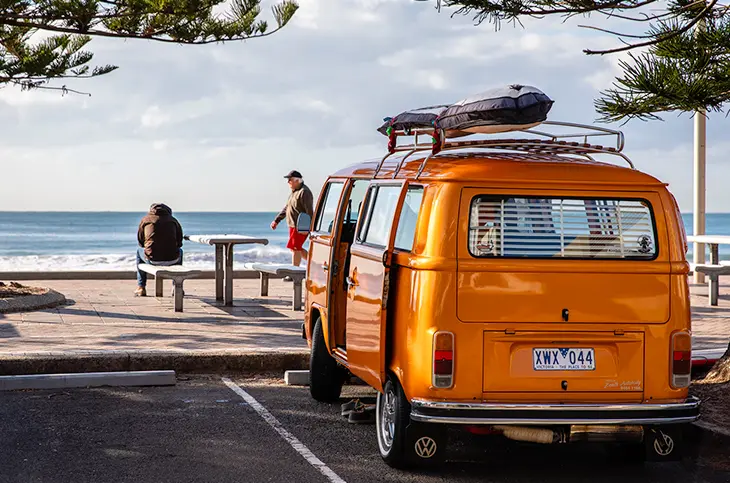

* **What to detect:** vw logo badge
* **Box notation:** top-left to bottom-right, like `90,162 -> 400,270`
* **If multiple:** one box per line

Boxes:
653,432 -> 675,456
414,436 -> 437,459
637,235 -> 652,254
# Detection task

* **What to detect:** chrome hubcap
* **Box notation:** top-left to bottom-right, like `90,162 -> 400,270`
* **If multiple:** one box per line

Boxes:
379,386 -> 396,451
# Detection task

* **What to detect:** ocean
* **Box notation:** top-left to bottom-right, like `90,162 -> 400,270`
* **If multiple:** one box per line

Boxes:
0,212 -> 728,271
0,212 -> 290,271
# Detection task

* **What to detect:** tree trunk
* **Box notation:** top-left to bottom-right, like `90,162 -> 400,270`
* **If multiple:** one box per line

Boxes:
704,341 -> 730,383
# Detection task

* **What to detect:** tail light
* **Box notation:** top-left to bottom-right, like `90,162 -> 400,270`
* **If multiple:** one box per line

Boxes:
433,331 -> 454,388
671,331 -> 691,388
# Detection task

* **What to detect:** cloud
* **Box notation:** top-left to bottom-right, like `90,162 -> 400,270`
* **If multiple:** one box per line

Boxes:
0,0 -> 728,211
626,140 -> 730,213
140,105 -> 171,128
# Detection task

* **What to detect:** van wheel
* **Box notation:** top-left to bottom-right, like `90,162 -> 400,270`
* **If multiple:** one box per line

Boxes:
376,378 -> 447,469
309,316 -> 346,403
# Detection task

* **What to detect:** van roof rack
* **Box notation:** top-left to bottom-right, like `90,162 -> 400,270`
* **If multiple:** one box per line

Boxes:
372,120 -> 635,179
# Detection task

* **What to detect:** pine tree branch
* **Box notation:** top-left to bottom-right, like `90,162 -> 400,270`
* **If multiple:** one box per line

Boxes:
598,2 -> 701,22
14,82 -> 92,95
441,0 -> 659,24
0,16 -> 287,44
585,0 -> 719,54
0,0 -> 298,92
579,24 -> 654,38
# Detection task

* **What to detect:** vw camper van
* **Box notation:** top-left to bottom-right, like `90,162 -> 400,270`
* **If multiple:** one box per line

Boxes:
296,120 -> 699,468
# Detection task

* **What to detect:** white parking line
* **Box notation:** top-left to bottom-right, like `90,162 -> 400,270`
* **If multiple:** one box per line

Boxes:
222,377 -> 347,483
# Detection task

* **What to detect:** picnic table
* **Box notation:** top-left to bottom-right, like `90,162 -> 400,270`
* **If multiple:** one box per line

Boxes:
687,235 -> 730,306
185,234 -> 269,306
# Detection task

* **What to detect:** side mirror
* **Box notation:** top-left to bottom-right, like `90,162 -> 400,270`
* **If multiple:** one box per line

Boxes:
297,213 -> 312,234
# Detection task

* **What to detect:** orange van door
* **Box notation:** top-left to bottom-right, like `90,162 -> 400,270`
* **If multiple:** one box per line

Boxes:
344,181 -> 407,391
308,180 -> 346,348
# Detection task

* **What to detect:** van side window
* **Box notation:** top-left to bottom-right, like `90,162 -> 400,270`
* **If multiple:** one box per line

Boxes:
469,196 -> 657,259
314,182 -> 344,234
345,180 -> 369,224
358,185 -> 402,247
338,180 -> 369,244
394,186 -> 424,251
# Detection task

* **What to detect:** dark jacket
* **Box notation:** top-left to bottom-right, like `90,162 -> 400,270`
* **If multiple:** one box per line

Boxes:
274,184 -> 314,228
137,204 -> 183,261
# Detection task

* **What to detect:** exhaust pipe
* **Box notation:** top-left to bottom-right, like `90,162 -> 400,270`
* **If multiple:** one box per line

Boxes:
569,425 -> 644,443
492,425 -> 558,444
490,425 -> 644,444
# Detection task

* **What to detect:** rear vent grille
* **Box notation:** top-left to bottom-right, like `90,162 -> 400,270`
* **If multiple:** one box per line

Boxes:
469,197 -> 656,259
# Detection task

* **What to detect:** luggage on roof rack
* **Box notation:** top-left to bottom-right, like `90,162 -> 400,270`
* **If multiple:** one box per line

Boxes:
436,84 -> 554,135
377,105 -> 448,136
373,85 -> 632,178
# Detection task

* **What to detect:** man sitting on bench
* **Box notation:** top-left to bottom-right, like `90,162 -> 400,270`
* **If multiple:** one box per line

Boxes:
135,203 -> 184,297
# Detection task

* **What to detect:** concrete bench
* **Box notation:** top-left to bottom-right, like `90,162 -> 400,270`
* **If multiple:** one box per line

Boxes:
248,263 -> 306,311
137,264 -> 203,312
689,263 -> 730,306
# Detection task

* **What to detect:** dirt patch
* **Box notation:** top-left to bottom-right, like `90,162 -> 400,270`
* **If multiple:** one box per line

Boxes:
0,282 -> 66,313
702,350 -> 730,385
691,379 -> 730,436
0,281 -> 47,298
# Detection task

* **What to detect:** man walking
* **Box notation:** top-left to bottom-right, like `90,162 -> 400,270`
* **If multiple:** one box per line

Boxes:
271,170 -> 314,273
135,203 -> 184,296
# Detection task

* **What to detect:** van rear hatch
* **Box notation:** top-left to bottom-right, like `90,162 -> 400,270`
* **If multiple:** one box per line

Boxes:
457,193 -> 670,324
482,330 -> 644,396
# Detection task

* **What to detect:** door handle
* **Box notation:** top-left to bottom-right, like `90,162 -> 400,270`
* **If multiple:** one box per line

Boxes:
346,277 -> 358,288
322,263 -> 329,272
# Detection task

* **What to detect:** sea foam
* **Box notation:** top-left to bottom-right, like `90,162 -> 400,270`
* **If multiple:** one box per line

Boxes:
0,246 -> 291,271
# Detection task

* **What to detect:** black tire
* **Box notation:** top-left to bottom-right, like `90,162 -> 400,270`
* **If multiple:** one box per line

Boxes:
309,316 -> 346,402
376,377 -> 447,469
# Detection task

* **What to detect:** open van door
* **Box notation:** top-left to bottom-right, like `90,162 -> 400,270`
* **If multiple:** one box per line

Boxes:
344,181 -> 407,391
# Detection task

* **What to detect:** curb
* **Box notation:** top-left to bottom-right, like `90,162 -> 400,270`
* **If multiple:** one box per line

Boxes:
0,370 -> 177,391
0,289 -> 67,314
691,348 -> 726,369
0,351 -> 309,376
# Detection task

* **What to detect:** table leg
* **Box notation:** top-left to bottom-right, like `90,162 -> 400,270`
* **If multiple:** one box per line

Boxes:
710,243 -> 719,265
215,244 -> 224,302
224,243 -> 234,306
293,278 -> 303,311
710,244 -> 720,306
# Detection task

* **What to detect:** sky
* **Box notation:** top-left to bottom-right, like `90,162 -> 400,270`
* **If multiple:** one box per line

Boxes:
1,0 -> 729,213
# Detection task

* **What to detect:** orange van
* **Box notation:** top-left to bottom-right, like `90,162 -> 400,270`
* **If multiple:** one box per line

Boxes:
296,121 -> 699,468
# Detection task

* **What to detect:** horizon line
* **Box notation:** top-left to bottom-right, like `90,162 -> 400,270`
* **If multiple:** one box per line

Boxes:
0,210 -> 280,214
0,210 -> 728,215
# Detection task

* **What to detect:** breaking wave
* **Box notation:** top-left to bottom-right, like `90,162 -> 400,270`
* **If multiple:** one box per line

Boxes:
0,246 -> 291,272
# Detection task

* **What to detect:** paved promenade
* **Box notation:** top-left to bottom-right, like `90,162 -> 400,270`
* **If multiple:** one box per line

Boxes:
0,278 -> 727,360
0,279 -> 308,358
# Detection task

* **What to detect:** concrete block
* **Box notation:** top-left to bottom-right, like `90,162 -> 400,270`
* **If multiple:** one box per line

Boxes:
284,370 -> 310,386
0,370 -> 177,391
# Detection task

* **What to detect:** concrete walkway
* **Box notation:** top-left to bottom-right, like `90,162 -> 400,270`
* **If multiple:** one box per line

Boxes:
0,278 -> 727,373
0,279 -> 307,355
690,282 -> 730,351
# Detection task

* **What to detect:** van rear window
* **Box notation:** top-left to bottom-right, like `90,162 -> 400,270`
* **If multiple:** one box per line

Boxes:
468,196 -> 657,259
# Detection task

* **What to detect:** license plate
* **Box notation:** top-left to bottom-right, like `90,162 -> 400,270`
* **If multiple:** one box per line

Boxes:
532,348 -> 595,371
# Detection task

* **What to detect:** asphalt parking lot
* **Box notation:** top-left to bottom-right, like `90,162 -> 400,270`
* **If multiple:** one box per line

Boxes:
1,375 -> 729,483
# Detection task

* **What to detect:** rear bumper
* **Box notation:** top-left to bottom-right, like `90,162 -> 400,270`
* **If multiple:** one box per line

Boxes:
410,396 -> 701,426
